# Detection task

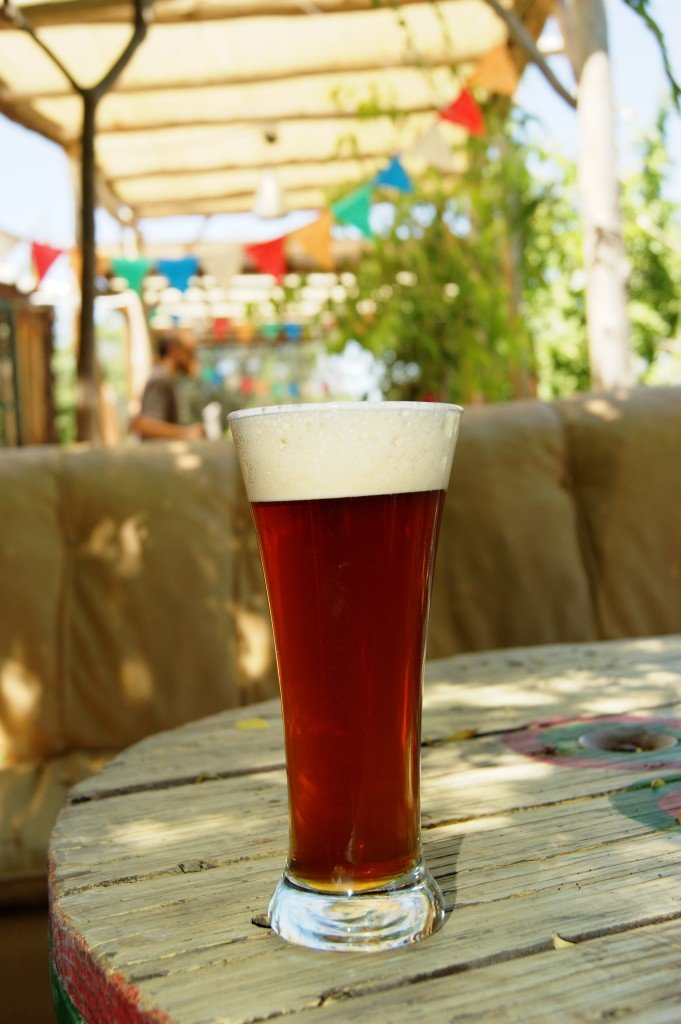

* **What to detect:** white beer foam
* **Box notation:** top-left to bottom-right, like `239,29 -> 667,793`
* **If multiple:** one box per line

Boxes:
229,402 -> 462,502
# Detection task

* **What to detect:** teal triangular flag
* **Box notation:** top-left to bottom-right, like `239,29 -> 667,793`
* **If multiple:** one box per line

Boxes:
374,156 -> 414,194
331,184 -> 374,238
111,257 -> 154,295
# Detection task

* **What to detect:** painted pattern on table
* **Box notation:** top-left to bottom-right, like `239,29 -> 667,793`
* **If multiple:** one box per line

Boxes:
503,714 -> 681,834
609,778 -> 681,833
51,917 -> 173,1024
503,715 -> 681,770
51,957 -> 87,1024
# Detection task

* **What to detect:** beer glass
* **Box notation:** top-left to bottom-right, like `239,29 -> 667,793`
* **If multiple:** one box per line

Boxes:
229,401 -> 462,951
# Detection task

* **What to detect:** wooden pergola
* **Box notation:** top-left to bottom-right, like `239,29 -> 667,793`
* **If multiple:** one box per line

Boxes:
0,0 -> 632,438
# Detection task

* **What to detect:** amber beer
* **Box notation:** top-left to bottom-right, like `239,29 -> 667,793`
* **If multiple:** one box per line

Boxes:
229,402 -> 462,951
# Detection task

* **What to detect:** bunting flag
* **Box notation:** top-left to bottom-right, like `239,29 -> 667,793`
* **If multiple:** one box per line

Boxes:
245,236 -> 286,279
157,256 -> 200,292
286,212 -> 333,270
374,156 -> 414,194
406,123 -> 458,174
212,317 -> 230,342
201,248 -> 244,289
466,44 -> 520,96
0,230 -> 20,261
31,241 -> 64,283
439,89 -> 486,137
111,257 -> 155,295
331,184 -> 374,238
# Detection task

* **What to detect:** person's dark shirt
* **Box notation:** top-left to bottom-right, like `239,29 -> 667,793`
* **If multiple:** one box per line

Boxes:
139,366 -> 180,424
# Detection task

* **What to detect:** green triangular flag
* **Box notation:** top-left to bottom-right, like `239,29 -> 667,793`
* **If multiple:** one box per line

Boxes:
331,184 -> 374,238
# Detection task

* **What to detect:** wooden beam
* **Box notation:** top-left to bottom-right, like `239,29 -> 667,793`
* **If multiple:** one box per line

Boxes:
94,104 -> 435,137
110,150 -> 411,184
0,55 -> 487,103
128,170 -> 460,216
133,190 -> 335,216
0,74 -> 69,146
0,0 -> 470,29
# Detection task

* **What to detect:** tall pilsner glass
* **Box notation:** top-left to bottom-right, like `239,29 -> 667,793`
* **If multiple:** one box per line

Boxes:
229,401 -> 462,951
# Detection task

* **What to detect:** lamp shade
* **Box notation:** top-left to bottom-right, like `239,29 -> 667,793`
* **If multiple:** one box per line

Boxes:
254,169 -> 286,219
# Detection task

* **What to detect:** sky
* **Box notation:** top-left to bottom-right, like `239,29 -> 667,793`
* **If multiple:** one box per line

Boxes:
0,0 -> 679,255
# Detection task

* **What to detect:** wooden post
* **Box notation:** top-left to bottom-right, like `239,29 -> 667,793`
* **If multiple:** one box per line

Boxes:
561,0 -> 635,390
75,89 -> 101,442
74,0 -> 152,441
1,0 -> 153,442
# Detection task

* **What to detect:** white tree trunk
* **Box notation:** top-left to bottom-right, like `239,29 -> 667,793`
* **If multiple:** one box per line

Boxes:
561,0 -> 635,390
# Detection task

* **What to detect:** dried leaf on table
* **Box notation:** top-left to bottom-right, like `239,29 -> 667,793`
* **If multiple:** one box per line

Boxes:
235,717 -> 269,731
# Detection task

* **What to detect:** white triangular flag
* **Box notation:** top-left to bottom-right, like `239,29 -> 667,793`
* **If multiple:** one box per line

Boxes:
0,229 -> 21,261
201,247 -> 244,289
407,123 -> 458,174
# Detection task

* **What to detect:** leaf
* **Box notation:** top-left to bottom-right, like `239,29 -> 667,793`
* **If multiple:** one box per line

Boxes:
235,717 -> 269,731
552,932 -> 576,949
450,727 -> 479,741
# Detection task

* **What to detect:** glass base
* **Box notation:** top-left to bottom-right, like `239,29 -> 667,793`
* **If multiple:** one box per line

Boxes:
267,861 -> 445,952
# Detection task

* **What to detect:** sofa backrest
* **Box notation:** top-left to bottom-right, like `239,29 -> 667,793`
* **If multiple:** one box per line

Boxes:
428,386 -> 681,658
554,386 -> 681,640
427,399 -> 598,657
0,440 -> 277,764
1,386 -> 679,766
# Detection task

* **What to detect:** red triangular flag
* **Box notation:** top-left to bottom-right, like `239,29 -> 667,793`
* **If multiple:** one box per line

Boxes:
245,237 -> 286,279
31,241 -> 64,282
439,89 -> 486,137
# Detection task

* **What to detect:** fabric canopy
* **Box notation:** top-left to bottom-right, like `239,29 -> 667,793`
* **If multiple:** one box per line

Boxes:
0,0 -> 551,220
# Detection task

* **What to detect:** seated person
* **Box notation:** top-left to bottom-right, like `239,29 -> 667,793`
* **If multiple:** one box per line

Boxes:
130,333 -> 206,440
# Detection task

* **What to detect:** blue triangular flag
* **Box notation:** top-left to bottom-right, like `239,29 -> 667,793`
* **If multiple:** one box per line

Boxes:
374,156 -> 414,194
157,256 -> 200,292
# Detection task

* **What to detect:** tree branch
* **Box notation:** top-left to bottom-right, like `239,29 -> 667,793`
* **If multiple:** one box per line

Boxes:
481,0 -> 577,109
94,0 -> 153,100
0,0 -> 80,91
0,0 -> 153,100
620,0 -> 680,110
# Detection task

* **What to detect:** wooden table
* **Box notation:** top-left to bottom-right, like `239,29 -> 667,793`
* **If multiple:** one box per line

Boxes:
50,636 -> 681,1024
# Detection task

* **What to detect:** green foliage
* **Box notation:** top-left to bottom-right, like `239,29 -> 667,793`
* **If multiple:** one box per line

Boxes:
331,112 -> 541,403
520,151 -> 591,400
521,105 -> 680,396
622,106 -> 681,379
331,104 -> 680,403
52,345 -> 77,445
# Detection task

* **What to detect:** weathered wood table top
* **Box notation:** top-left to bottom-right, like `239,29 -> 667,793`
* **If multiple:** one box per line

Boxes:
50,636 -> 681,1024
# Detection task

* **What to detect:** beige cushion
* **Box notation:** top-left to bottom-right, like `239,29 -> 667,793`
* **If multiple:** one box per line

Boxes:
0,446 -> 66,762
62,439 -> 275,752
556,387 -> 681,639
0,438 -> 277,769
428,400 -> 597,657
0,751 -> 111,905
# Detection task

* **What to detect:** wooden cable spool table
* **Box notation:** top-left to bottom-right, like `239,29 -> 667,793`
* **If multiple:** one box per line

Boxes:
50,637 -> 681,1024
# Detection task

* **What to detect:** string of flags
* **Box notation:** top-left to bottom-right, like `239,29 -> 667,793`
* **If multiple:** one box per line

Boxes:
319,44 -> 518,238
228,71 -> 500,277
0,46 -> 518,291
241,81 -> 490,274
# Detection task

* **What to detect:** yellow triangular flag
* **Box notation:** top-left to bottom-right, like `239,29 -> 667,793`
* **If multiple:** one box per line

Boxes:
287,211 -> 333,270
467,44 -> 520,97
